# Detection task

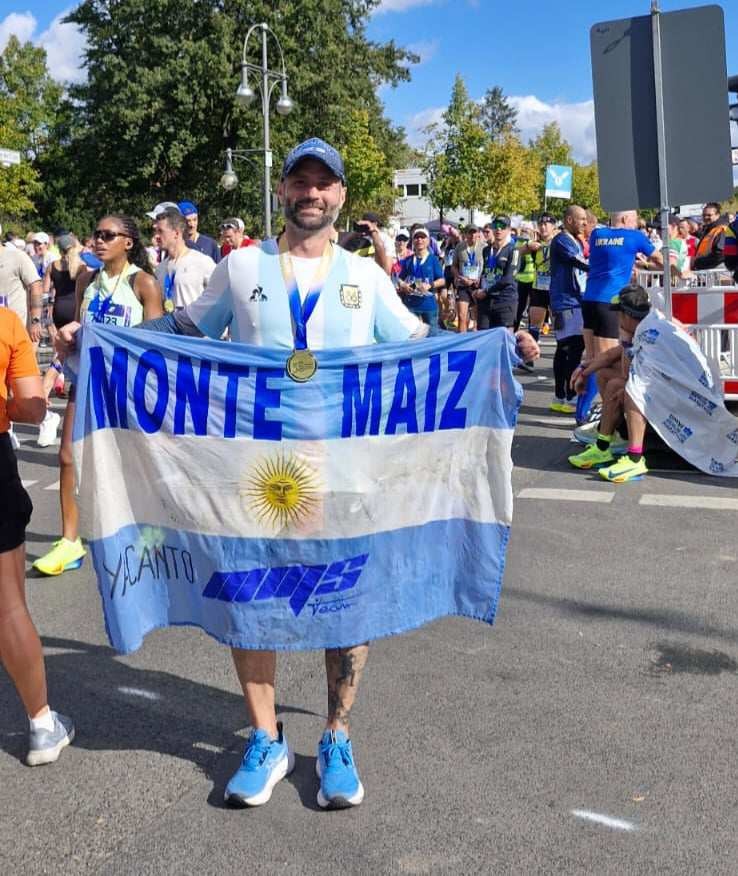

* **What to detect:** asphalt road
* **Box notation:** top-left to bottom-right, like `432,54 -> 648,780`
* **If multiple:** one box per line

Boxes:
3,338 -> 738,875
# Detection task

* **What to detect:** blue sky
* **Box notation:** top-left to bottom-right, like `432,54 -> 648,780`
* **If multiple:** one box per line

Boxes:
3,0 -> 738,161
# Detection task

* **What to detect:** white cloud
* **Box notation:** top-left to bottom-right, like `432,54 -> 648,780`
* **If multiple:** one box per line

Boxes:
406,39 -> 439,65
374,0 -> 437,13
405,106 -> 445,147
405,94 -> 597,163
38,11 -> 87,83
510,95 -> 596,164
0,12 -> 36,51
0,9 -> 86,83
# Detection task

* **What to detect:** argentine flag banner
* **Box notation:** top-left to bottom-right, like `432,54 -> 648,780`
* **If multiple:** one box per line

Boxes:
73,325 -> 522,654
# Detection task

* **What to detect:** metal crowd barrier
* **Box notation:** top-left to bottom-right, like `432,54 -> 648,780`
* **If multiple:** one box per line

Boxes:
634,269 -> 738,400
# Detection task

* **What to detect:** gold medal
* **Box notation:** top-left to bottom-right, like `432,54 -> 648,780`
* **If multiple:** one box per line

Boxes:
286,349 -> 318,383
164,298 -> 175,313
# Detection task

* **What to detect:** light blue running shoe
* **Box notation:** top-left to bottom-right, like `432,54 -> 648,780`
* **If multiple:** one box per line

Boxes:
225,722 -> 294,808
316,729 -> 365,809
26,712 -> 75,766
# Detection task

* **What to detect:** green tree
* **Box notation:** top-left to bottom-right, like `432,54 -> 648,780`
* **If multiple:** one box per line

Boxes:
480,134 -> 539,217
572,162 -> 602,218
43,0 -> 416,236
424,74 -> 487,220
479,86 -> 518,142
529,121 -> 574,211
0,36 -> 61,222
339,109 -> 394,224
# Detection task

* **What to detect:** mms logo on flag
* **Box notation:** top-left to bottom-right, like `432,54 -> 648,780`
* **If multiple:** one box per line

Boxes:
202,554 -> 369,617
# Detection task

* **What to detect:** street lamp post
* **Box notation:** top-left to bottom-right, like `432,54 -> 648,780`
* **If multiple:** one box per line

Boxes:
226,21 -> 293,238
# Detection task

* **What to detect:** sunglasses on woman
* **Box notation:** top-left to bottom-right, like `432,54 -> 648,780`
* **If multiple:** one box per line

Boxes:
93,229 -> 131,242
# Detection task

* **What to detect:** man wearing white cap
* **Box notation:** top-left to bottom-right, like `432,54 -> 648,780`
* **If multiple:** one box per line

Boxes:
0,224 -> 44,340
396,226 -> 445,330
31,233 -> 53,279
219,217 -> 254,257
145,201 -> 180,221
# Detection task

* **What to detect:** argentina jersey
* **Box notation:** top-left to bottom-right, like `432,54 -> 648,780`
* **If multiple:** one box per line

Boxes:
186,242 -> 419,349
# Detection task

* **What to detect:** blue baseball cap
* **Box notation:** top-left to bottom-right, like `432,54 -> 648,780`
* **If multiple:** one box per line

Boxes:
177,200 -> 198,216
281,138 -> 346,183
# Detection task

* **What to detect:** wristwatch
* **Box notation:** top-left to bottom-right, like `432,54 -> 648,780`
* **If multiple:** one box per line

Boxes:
31,317 -> 42,324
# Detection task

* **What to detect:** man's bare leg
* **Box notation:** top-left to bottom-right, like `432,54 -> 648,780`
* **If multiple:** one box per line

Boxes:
231,649 -> 278,737
599,377 -> 625,435
457,300 -> 470,333
624,391 -> 648,449
325,644 -> 368,733
591,335 -> 620,397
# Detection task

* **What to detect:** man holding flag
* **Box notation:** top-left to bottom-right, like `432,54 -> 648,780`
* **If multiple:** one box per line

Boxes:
61,138 -> 539,811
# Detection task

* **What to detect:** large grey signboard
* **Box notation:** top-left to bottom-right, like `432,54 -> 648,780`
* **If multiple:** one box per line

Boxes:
591,5 -> 733,212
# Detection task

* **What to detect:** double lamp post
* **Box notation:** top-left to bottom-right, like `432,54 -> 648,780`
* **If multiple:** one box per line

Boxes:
220,22 -> 293,238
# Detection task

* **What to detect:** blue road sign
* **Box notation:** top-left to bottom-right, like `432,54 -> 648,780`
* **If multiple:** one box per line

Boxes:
545,165 -> 573,199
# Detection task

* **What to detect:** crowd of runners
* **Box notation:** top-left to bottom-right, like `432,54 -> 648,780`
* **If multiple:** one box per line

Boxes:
2,134 -> 738,807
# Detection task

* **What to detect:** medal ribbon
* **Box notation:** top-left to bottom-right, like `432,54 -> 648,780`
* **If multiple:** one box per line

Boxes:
278,238 -> 334,350
163,271 -> 176,305
92,265 -> 129,323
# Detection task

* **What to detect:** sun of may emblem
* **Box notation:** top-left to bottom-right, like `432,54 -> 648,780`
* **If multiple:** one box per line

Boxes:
240,453 -> 320,528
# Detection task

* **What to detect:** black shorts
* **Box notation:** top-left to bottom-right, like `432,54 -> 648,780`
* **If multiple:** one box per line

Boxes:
0,433 -> 32,553
478,299 -> 516,329
455,286 -> 478,305
529,288 -> 550,309
582,300 -> 620,339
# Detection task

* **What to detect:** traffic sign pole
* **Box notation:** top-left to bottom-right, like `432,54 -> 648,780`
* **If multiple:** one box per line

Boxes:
651,0 -> 672,317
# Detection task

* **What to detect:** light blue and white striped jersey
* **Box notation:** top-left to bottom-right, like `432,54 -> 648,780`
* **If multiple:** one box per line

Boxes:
186,241 -> 420,349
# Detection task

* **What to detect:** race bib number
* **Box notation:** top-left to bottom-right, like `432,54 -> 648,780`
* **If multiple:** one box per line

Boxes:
85,298 -> 132,326
535,272 -> 550,291
462,264 -> 481,280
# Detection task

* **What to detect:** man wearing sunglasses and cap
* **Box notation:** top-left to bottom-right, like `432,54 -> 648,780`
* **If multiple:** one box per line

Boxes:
474,216 -> 520,331
177,201 -> 221,264
219,217 -> 255,257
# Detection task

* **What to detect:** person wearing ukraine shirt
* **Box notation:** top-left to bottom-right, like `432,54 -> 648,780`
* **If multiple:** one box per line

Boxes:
396,227 -> 445,332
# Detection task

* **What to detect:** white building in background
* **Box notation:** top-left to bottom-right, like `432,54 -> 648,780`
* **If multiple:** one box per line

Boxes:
392,168 -> 492,230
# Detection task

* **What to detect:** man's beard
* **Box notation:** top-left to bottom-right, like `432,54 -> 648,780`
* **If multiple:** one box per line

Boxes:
284,198 -> 338,231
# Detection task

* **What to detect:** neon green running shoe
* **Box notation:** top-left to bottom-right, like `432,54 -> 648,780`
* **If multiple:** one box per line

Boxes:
599,455 -> 648,483
568,444 -> 615,469
550,400 -> 577,414
33,538 -> 86,576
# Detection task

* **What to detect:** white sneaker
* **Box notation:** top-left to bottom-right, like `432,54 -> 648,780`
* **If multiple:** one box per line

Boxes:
37,410 -> 61,447
9,425 -> 20,450
572,420 -> 600,445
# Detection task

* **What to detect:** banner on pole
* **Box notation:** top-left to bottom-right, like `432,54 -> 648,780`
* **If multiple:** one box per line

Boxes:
544,165 -> 573,200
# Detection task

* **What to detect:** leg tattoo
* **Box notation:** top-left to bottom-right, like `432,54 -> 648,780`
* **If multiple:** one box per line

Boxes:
325,643 -> 369,731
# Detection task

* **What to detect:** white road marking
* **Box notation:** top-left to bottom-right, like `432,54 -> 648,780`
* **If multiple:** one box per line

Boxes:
640,494 -> 738,511
517,488 -> 615,503
21,480 -> 38,489
44,480 -> 60,491
117,686 -> 161,701
518,415 -> 576,426
571,809 -> 637,832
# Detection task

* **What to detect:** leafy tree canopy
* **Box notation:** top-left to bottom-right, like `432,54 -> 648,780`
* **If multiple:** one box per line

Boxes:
38,0 -> 417,236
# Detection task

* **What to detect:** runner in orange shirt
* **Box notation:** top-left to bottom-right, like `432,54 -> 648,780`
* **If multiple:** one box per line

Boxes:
0,308 -> 75,764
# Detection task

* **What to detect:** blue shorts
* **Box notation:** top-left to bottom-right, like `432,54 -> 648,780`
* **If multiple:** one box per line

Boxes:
553,307 -> 583,341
